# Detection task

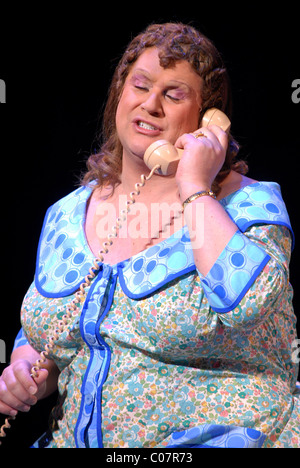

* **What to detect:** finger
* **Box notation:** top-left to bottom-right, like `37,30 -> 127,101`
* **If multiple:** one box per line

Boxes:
0,400 -> 18,417
13,367 -> 49,402
5,379 -> 37,409
175,132 -> 204,150
0,378 -> 32,413
2,366 -> 37,406
1,392 -> 31,413
192,131 -> 208,139
201,124 -> 229,151
33,368 -> 49,384
12,360 -> 38,395
0,379 -> 18,415
32,369 -> 49,398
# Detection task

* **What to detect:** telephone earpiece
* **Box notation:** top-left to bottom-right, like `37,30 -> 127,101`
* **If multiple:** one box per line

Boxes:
143,108 -> 231,176
201,108 -> 231,132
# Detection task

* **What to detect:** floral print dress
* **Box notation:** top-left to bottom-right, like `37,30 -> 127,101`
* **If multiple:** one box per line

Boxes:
15,181 -> 300,448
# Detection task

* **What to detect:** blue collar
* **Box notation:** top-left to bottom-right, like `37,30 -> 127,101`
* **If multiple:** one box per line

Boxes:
35,181 -> 293,298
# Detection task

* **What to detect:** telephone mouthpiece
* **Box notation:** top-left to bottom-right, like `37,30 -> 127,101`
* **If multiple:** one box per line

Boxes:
144,140 -> 182,176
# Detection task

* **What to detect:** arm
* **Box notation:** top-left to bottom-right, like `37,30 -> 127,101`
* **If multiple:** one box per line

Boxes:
182,193 -> 238,276
176,125 -> 237,276
0,344 -> 59,417
175,127 -> 293,321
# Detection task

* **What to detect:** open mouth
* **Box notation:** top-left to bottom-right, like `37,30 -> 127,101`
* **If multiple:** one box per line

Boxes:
137,121 -> 159,131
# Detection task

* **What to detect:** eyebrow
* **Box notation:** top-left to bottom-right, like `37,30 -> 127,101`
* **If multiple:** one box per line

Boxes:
131,68 -> 191,90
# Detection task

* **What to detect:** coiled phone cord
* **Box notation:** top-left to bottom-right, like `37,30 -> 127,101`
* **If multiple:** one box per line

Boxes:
0,165 -> 160,445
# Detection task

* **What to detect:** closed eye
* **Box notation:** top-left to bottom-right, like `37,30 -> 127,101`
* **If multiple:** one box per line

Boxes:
164,87 -> 187,102
134,85 -> 149,92
165,93 -> 180,102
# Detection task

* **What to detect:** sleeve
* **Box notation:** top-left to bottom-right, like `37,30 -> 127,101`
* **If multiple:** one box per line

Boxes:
13,327 -> 30,350
198,223 -> 292,322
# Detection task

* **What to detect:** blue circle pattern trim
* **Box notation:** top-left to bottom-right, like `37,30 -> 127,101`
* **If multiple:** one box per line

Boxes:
35,182 -> 293,308
200,230 -> 270,313
219,182 -> 294,247
36,186 -> 95,297
166,424 -> 266,448
119,228 -> 195,298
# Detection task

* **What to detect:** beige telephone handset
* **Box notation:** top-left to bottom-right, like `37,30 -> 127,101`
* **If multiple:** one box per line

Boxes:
144,108 -> 231,176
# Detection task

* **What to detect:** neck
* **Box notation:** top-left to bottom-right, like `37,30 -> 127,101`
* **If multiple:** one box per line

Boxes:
120,150 -> 179,202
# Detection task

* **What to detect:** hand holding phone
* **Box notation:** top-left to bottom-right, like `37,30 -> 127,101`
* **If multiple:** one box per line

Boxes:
143,108 -> 231,176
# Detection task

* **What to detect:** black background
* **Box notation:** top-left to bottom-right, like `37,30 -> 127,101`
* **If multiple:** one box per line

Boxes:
0,4 -> 299,448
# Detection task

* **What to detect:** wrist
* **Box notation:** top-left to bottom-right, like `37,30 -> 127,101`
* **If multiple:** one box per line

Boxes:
178,182 -> 212,203
182,190 -> 217,211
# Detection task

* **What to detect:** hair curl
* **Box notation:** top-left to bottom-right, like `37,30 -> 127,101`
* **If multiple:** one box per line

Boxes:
82,22 -> 248,195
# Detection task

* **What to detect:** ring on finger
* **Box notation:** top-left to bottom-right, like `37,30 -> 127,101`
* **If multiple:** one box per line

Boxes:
193,132 -> 207,139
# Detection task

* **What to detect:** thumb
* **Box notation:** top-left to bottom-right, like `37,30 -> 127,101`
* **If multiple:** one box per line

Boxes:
34,368 -> 49,385
31,368 -> 49,395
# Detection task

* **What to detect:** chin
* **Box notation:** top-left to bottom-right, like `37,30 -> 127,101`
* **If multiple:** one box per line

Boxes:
123,144 -> 146,162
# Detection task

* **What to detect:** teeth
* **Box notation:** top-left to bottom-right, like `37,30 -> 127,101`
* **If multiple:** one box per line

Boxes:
138,121 -> 157,131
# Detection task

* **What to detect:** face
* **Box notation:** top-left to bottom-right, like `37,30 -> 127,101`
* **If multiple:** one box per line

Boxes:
116,47 -> 203,161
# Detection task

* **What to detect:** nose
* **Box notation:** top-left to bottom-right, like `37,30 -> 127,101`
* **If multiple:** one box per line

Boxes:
141,91 -> 164,117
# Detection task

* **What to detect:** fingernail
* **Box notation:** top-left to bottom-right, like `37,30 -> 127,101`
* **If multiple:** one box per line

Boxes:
10,410 -> 17,417
29,386 -> 37,395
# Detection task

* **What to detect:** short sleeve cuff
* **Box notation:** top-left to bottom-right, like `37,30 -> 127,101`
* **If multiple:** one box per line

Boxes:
199,231 -> 270,313
13,328 -> 29,350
